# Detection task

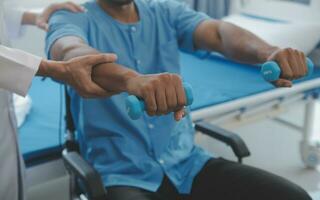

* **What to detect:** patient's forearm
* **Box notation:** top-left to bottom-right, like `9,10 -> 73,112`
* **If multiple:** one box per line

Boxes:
218,22 -> 278,63
195,20 -> 279,64
51,36 -> 140,94
92,63 -> 139,93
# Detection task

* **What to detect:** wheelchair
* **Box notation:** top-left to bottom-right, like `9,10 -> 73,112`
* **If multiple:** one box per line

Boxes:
62,88 -> 251,200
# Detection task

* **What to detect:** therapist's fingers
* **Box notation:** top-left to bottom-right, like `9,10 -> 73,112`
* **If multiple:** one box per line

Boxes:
36,2 -> 85,31
74,69 -> 117,98
64,53 -> 118,98
53,2 -> 85,13
76,79 -> 115,98
37,22 -> 49,32
85,54 -> 118,66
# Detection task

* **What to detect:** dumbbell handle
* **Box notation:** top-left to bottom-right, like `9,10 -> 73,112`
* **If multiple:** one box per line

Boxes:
126,83 -> 194,120
261,58 -> 314,82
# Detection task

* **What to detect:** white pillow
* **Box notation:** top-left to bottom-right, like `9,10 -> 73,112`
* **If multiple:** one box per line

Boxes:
223,14 -> 320,55
239,0 -> 320,23
13,94 -> 32,127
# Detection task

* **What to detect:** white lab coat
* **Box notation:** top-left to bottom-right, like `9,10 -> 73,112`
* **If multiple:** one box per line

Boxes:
0,1 -> 42,200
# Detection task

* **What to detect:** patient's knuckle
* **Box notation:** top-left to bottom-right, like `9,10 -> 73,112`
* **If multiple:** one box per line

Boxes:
178,99 -> 186,107
299,51 -> 304,56
286,47 -> 294,52
302,68 -> 307,76
148,105 -> 157,113
282,48 -> 293,56
167,102 -> 176,110
159,73 -> 171,82
282,71 -> 293,79
282,48 -> 290,53
151,78 -> 160,87
143,85 -> 154,94
172,74 -> 181,82
158,107 -> 167,114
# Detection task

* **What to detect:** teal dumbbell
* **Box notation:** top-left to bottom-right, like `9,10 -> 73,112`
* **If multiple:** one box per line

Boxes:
261,58 -> 314,82
126,83 -> 194,120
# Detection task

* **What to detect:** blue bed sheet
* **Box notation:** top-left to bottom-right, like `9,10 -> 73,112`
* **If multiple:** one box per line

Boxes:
19,77 -> 64,155
19,53 -> 320,156
181,53 -> 320,111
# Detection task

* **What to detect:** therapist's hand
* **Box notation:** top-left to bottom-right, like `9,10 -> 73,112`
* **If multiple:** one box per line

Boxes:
126,73 -> 187,121
267,48 -> 308,87
39,54 -> 118,98
36,2 -> 85,31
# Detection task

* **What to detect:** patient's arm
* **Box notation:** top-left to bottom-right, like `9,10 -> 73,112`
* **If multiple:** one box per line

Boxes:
50,36 -> 187,120
51,36 -> 139,94
194,20 -> 308,87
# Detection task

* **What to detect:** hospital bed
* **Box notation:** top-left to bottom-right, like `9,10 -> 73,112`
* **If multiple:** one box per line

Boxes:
181,52 -> 320,168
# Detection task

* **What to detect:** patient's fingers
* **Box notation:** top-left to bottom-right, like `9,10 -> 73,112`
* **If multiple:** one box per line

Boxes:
273,79 -> 292,88
278,58 -> 293,80
299,52 -> 308,76
288,50 -> 303,80
174,76 -> 186,108
156,87 -> 168,115
269,48 -> 307,82
144,90 -> 157,116
165,85 -> 177,113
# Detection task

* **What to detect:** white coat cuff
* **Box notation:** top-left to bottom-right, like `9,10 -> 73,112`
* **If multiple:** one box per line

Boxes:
0,45 -> 41,96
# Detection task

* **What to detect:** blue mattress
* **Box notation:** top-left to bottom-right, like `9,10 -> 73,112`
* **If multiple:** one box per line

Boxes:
19,77 -> 64,155
181,53 -> 320,110
19,53 -> 320,156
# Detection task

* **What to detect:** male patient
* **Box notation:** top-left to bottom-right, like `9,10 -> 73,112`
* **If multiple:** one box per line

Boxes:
46,0 -> 312,199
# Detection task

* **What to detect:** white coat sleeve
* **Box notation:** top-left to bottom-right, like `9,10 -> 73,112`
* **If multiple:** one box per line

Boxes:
0,45 -> 41,96
3,6 -> 25,39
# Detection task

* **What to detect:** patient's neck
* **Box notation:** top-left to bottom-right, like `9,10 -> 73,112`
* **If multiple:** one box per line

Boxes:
98,0 -> 139,23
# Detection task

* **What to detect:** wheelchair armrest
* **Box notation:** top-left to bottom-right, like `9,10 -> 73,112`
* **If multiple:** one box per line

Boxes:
195,121 -> 251,163
62,150 -> 107,200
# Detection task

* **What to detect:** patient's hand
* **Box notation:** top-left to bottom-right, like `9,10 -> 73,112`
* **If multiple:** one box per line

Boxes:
267,48 -> 308,87
125,73 -> 187,121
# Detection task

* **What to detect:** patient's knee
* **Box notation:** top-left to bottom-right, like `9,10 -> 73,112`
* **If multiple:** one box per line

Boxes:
287,187 -> 312,200
274,182 -> 311,200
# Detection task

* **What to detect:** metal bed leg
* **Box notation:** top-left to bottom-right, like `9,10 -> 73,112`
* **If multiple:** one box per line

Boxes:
300,99 -> 320,168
